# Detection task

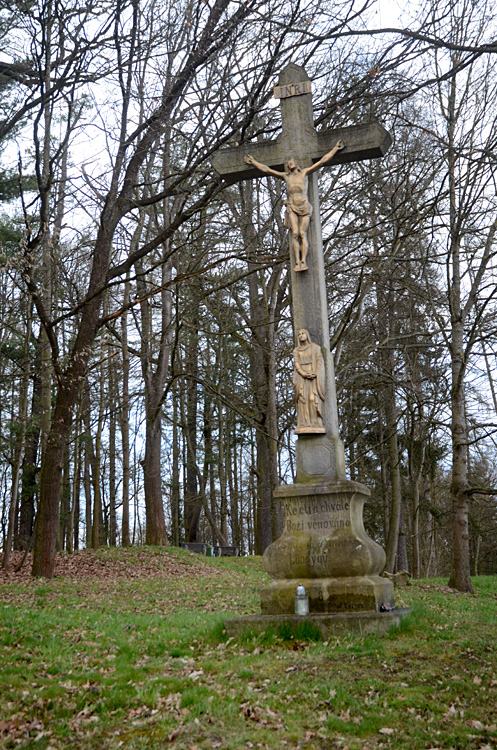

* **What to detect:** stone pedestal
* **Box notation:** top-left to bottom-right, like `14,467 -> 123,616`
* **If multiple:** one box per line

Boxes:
261,480 -> 395,615
224,609 -> 412,639
295,435 -> 346,483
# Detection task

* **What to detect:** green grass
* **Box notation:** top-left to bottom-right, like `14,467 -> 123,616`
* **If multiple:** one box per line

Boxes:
1,548 -> 496,749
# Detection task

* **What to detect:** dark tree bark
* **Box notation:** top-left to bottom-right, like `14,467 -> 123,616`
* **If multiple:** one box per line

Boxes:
184,318 -> 201,542
143,418 -> 168,545
135,244 -> 171,547
59,447 -> 71,551
170,379 -> 181,546
375,275 -> 402,572
120,275 -> 131,547
16,359 -> 42,550
109,358 -> 117,547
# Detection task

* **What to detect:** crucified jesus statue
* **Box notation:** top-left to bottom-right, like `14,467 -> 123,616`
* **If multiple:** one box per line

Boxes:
244,140 -> 345,272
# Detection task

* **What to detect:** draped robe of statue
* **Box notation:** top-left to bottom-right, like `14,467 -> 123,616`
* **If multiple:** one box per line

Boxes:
293,330 -> 326,434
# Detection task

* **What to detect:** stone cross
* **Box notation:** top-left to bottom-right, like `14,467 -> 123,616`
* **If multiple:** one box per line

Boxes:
212,63 -> 391,483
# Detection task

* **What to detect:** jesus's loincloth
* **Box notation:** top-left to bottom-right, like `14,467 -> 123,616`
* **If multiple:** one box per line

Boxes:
284,197 -> 312,228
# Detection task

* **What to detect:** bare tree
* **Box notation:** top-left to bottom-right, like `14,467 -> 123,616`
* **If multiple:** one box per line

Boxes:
420,2 -> 497,591
28,0 -> 361,576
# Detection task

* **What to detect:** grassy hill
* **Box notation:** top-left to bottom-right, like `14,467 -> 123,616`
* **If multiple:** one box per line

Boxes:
1,547 -> 496,749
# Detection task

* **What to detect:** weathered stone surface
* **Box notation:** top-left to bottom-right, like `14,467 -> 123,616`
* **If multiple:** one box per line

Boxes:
225,608 -> 412,639
260,575 -> 394,615
293,330 -> 326,432
261,480 -> 394,616
264,481 -> 385,580
211,123 -> 392,185
383,570 -> 411,586
295,435 -> 346,482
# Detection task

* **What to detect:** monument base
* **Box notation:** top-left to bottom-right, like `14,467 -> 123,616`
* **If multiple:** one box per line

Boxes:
224,608 -> 412,639
260,575 -> 394,615
265,480 -> 387,580
255,479 -> 400,631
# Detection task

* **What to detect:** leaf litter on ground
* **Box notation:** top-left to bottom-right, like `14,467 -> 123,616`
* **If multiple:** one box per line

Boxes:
0,547 -> 496,749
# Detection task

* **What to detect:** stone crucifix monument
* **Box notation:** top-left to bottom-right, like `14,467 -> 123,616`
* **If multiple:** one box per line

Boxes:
214,64 -> 407,633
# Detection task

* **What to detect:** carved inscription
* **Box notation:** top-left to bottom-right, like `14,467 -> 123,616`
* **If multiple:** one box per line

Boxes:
325,601 -> 368,611
283,500 -> 350,515
283,498 -> 350,534
290,552 -> 328,566
286,517 -> 350,532
273,81 -> 312,99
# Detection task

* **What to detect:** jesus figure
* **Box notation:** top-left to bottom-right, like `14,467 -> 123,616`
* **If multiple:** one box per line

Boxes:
244,140 -> 345,271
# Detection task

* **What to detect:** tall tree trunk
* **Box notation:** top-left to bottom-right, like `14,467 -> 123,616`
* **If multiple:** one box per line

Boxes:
120,275 -> 131,547
83,387 -> 93,549
376,280 -> 402,572
59,447 -> 71,551
170,380 -> 181,546
397,503 -> 408,571
67,412 -> 81,554
17,329 -> 43,550
246,257 -> 279,554
39,51 -> 53,472
407,397 -> 426,579
180,381 -> 228,546
217,398 -> 228,544
384,398 -> 402,573
412,475 -> 421,578
32,379 -> 77,576
227,418 -> 239,550
184,320 -> 201,542
203,393 -> 217,546
2,302 -> 31,569
92,331 -> 107,549
446,71 -> 473,593
135,246 -> 171,547
109,356 -> 117,546
144,417 -> 168,545
423,476 -> 436,576
448,369 -> 472,591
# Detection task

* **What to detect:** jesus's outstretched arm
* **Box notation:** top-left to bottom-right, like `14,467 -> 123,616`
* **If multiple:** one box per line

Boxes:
244,154 -> 285,180
304,140 -> 345,176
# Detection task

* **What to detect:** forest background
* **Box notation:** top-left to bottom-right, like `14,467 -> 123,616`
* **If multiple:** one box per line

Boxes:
0,0 -> 497,591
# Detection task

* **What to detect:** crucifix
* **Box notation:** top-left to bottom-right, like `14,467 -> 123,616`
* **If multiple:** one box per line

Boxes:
215,64 -> 405,625
212,63 -> 391,484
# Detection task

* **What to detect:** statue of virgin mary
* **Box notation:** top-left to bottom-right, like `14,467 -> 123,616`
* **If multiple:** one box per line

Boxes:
292,329 -> 326,434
